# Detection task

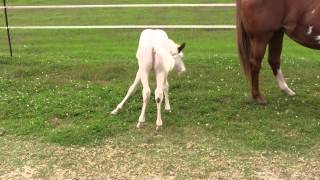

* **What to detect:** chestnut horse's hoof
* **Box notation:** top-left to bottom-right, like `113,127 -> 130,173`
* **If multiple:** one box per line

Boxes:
254,96 -> 267,105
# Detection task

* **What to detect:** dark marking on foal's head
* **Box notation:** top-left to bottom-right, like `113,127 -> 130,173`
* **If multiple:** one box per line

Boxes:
178,42 -> 186,53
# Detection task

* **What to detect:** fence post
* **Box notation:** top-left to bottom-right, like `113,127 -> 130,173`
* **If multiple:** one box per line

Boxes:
3,0 -> 13,57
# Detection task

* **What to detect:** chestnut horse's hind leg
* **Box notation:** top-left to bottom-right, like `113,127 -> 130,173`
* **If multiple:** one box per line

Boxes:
250,38 -> 269,104
268,30 -> 296,96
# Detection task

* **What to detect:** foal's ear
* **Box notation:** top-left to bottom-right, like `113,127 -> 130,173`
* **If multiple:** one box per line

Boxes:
177,42 -> 186,53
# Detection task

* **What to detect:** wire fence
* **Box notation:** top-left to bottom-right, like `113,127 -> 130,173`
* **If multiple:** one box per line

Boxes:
0,3 -> 236,29
0,25 -> 236,30
0,3 -> 236,9
0,3 -> 236,55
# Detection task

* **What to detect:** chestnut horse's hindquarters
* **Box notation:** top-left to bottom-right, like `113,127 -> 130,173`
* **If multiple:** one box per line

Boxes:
235,0 -> 320,103
236,0 -> 273,104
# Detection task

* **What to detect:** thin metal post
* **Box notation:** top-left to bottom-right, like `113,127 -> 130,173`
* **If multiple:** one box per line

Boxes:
3,0 -> 13,57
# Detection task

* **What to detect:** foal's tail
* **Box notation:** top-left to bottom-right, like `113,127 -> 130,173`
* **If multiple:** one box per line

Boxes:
236,0 -> 251,79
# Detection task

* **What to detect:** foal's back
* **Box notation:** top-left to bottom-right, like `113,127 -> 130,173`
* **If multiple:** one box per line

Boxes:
136,29 -> 168,64
137,29 -> 169,52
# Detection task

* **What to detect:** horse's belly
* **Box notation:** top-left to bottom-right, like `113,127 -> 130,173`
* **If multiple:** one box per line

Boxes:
285,16 -> 320,49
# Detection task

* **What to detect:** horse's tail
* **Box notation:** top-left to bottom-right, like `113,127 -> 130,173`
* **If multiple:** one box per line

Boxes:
236,0 -> 251,79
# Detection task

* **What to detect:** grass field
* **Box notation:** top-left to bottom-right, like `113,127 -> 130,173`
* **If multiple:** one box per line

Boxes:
0,0 -> 320,179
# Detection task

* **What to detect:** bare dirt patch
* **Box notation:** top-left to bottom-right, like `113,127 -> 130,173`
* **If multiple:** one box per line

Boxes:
1,131 -> 319,179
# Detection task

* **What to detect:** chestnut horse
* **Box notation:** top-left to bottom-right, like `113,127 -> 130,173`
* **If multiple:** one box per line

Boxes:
237,0 -> 320,104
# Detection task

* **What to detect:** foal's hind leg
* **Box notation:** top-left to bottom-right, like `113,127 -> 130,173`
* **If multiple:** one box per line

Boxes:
136,70 -> 151,128
155,71 -> 166,130
268,30 -> 295,96
163,80 -> 171,112
250,37 -> 270,104
111,71 -> 141,115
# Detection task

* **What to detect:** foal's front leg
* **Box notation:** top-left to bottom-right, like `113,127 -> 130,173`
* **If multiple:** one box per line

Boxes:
155,72 -> 166,130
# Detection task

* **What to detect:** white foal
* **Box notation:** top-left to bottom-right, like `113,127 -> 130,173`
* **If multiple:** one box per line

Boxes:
111,29 -> 186,130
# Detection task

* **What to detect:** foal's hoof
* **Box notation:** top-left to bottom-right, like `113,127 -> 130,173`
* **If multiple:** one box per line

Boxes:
136,122 -> 143,128
110,108 -> 119,115
165,109 -> 172,113
254,96 -> 267,105
156,126 -> 162,131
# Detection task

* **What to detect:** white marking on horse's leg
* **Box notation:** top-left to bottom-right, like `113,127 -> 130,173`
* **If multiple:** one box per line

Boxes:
155,72 -> 165,130
307,26 -> 313,35
164,80 -> 171,112
276,69 -> 295,96
111,71 -> 141,115
316,35 -> 320,44
137,70 -> 150,128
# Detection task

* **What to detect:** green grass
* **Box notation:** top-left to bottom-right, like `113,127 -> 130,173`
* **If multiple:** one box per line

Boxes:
0,1 -> 319,178
0,29 -> 319,153
7,8 -> 235,26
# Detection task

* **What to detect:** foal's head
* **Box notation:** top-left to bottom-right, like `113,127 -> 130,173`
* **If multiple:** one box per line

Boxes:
171,42 -> 186,75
